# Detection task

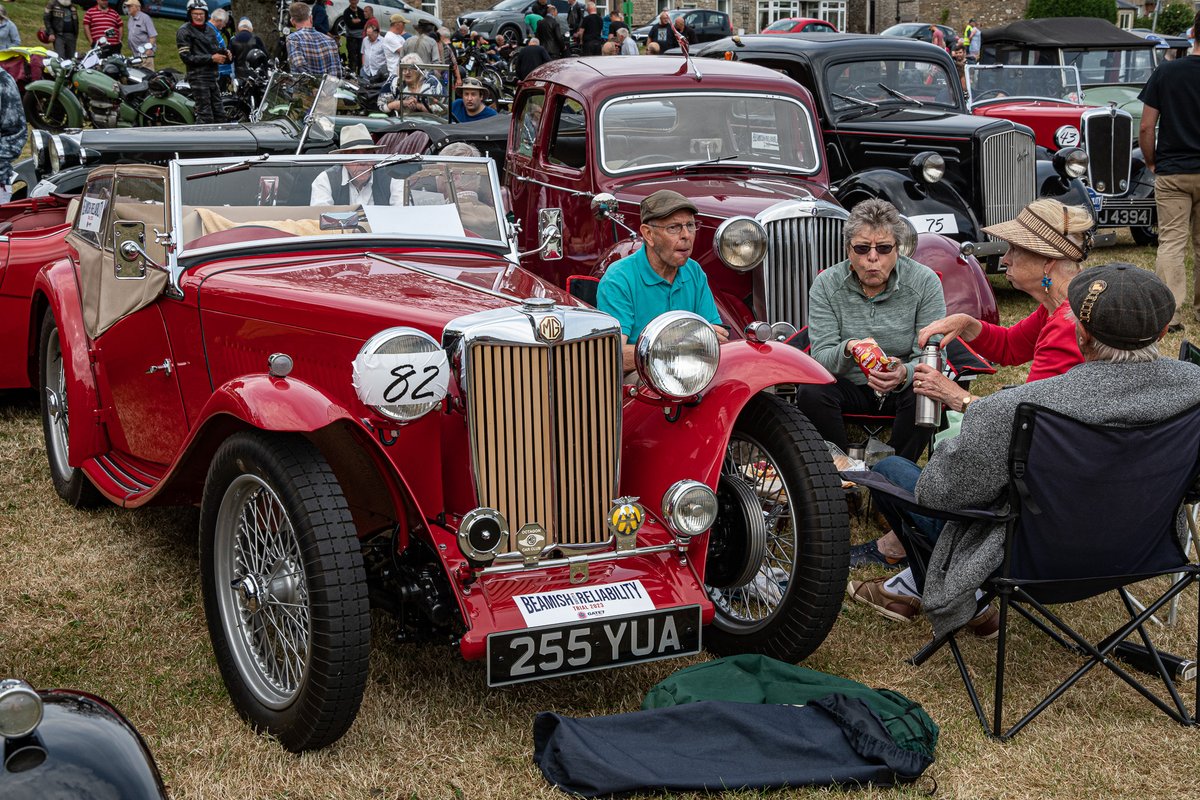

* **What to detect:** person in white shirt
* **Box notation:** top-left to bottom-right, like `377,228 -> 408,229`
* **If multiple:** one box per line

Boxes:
310,124 -> 406,206
360,19 -> 387,79
617,27 -> 637,55
382,13 -> 409,78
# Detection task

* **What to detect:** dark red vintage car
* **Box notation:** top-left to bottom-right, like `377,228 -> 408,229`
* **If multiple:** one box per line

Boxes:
26,153 -> 850,751
504,57 -> 997,331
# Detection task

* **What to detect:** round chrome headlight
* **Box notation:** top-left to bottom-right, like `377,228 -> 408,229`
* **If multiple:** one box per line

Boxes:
661,480 -> 718,539
910,151 -> 945,184
712,216 -> 767,272
1054,147 -> 1089,180
1054,125 -> 1080,149
0,680 -> 44,739
635,311 -> 720,400
352,327 -> 449,422
47,135 -> 63,175
898,215 -> 918,258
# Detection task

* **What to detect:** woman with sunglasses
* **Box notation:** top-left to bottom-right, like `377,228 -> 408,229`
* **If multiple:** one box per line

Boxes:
850,198 -> 1093,573
792,198 -> 947,462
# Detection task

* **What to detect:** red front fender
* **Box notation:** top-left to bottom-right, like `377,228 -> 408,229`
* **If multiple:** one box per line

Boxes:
33,260 -> 109,467
620,339 -> 831,506
200,375 -> 357,431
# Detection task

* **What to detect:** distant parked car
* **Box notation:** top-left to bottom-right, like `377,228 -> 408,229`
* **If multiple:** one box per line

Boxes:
631,8 -> 733,44
143,0 -> 231,19
761,17 -> 837,34
329,0 -> 442,35
458,0 -> 568,43
880,22 -> 958,50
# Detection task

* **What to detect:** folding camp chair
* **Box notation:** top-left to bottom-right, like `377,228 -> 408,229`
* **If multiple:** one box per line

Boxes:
848,401 -> 1200,739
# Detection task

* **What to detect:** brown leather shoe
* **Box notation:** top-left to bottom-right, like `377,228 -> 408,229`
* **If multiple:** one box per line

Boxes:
847,577 -> 922,623
967,603 -> 1000,640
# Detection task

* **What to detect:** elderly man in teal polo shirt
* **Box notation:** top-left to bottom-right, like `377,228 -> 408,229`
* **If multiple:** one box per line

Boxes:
597,190 -> 728,372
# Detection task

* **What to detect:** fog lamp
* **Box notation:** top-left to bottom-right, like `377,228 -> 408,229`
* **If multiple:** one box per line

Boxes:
0,680 -> 43,739
662,480 -> 718,542
457,508 -> 508,567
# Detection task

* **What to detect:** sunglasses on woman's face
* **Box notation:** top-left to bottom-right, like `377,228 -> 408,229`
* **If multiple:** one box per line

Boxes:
850,242 -> 896,255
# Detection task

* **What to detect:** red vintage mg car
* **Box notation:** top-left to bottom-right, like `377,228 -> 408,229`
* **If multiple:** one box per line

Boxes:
26,153 -> 849,751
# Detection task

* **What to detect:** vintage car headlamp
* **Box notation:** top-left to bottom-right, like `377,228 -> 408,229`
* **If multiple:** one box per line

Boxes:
1054,125 -> 1080,149
352,327 -> 449,423
457,507 -> 508,566
713,217 -> 767,272
909,151 -> 945,185
635,311 -> 720,400
1053,147 -> 1089,180
661,480 -> 718,540
0,679 -> 44,739
898,216 -> 918,258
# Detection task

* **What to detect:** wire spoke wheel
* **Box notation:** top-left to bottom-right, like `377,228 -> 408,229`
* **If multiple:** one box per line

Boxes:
38,313 -> 102,508
704,393 -> 849,663
215,474 -> 311,709
23,89 -> 71,132
201,432 -> 369,751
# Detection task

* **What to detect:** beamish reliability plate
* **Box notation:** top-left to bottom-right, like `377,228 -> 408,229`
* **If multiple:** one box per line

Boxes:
486,605 -> 702,687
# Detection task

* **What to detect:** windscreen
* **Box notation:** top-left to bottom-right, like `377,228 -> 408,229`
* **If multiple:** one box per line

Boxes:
175,158 -> 506,253
598,93 -> 820,174
1062,48 -> 1154,85
826,59 -> 962,112
966,64 -> 1083,103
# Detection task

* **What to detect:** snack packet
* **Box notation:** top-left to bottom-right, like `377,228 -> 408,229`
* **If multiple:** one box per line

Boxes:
849,337 -> 901,378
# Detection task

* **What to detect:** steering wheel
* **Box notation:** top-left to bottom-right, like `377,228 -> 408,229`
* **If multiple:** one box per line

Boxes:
622,153 -> 675,168
848,83 -> 878,98
972,89 -> 1009,101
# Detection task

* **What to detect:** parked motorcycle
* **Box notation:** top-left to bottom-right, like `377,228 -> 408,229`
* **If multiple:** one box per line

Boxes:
457,42 -> 511,109
21,37 -> 194,132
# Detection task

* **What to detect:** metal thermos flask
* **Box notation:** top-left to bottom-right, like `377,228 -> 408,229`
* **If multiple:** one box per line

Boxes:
914,345 -> 942,428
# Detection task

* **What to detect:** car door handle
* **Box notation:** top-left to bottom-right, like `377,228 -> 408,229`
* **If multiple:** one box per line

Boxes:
146,359 -> 173,376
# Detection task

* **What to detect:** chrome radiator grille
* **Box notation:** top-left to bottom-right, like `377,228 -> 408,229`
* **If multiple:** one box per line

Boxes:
466,336 -> 622,548
1083,110 -> 1133,196
980,130 -> 1036,228
763,213 -> 846,328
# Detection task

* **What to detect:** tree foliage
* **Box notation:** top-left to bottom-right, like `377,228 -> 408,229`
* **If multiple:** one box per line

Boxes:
1025,0 -> 1117,24
234,0 -> 288,55
1142,3 -> 1196,34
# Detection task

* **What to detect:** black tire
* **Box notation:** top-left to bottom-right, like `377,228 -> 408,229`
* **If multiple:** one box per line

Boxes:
200,432 -> 370,752
23,88 -> 73,133
499,24 -> 522,43
1131,224 -> 1158,247
704,392 -> 849,663
38,312 -> 103,509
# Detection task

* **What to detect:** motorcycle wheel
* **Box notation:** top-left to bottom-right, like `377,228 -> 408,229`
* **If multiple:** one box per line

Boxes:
22,88 -> 73,133
222,97 -> 252,123
704,392 -> 849,663
200,431 -> 370,752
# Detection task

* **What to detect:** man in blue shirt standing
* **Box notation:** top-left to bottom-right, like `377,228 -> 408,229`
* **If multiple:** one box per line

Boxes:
597,190 -> 727,372
450,77 -> 498,123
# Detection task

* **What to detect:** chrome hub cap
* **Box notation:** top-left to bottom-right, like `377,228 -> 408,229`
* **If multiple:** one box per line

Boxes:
42,333 -> 71,479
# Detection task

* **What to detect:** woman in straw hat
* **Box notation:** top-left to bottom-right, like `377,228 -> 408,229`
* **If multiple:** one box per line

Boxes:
850,197 -> 1095,575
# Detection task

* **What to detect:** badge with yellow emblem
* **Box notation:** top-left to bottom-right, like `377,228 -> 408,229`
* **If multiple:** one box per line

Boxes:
607,497 -> 645,552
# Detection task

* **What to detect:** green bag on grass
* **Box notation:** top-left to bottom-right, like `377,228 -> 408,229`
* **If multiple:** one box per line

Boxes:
643,654 -> 939,759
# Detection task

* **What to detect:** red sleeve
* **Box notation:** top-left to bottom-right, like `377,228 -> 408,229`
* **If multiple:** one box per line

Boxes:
1024,302 -> 1083,382
965,305 -> 1047,367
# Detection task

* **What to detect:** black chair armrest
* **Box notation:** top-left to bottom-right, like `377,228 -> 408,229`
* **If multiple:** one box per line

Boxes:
842,470 -> 1014,524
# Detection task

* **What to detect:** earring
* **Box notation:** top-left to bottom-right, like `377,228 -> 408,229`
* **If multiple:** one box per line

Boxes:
1042,274 -> 1052,293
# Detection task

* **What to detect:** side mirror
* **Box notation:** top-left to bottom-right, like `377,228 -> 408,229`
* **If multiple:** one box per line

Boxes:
590,192 -> 618,220
537,207 -> 562,260
114,221 -> 147,279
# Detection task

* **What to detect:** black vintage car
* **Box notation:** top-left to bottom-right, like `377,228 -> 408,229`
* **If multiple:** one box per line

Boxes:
696,33 -> 1094,270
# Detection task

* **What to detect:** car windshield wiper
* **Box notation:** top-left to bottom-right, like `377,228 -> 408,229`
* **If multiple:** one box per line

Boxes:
186,154 -> 271,180
831,92 -> 878,110
877,83 -> 923,107
673,153 -> 745,172
370,152 -> 424,173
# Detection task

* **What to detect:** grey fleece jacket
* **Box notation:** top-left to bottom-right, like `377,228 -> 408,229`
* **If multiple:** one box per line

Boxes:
807,255 -> 946,388
916,357 -> 1200,637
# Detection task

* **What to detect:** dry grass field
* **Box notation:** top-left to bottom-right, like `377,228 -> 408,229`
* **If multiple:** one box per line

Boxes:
2,234 -> 1200,799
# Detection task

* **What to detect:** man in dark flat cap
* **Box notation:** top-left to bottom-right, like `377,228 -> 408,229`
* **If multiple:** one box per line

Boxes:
596,189 -> 728,373
852,264 -> 1200,638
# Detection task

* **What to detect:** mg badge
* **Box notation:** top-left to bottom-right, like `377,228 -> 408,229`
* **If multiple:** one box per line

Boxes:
515,523 -> 547,566
538,315 -> 563,342
607,497 -> 645,552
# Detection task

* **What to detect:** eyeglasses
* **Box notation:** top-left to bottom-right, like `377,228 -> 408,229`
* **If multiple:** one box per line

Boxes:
850,242 -> 896,255
648,221 -> 700,235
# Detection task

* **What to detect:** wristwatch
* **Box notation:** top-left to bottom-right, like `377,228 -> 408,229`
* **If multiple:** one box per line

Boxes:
959,394 -> 975,412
